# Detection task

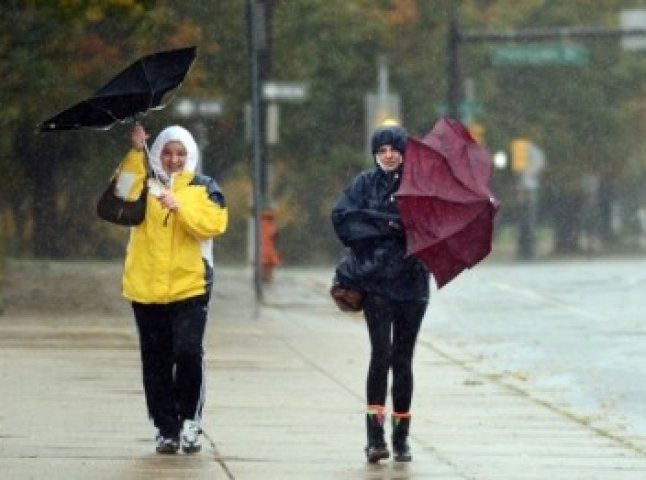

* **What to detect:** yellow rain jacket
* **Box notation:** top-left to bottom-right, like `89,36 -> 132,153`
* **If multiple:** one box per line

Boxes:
116,148 -> 228,304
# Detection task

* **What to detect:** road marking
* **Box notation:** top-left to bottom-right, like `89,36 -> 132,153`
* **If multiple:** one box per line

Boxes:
491,281 -> 605,321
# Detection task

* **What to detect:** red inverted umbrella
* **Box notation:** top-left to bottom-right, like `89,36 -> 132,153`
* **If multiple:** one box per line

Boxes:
396,117 -> 500,288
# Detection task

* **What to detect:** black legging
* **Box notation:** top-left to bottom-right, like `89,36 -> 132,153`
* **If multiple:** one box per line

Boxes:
363,294 -> 427,413
133,294 -> 209,438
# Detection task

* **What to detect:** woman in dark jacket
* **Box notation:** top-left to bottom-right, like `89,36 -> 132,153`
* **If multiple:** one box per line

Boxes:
331,123 -> 429,463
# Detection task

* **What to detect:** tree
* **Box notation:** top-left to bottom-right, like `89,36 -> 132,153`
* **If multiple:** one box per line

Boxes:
0,0 -> 155,257
3,0 -> 646,263
456,0 -> 646,254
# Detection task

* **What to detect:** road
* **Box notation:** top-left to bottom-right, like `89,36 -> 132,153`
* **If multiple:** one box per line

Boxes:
424,257 -> 646,447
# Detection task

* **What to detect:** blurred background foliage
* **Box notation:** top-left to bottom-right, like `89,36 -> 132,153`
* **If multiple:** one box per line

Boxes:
2,0 -> 646,268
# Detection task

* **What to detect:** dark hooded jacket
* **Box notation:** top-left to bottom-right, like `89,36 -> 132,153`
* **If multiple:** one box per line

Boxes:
331,164 -> 429,303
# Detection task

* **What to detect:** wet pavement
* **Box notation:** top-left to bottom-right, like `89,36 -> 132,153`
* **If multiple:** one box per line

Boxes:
1,261 -> 646,479
427,258 -> 646,448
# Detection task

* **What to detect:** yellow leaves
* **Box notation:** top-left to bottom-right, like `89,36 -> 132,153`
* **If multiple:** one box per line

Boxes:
68,34 -> 121,82
220,175 -> 251,220
111,0 -> 142,8
387,0 -> 419,27
167,21 -> 203,51
85,4 -> 104,22
54,0 -> 147,23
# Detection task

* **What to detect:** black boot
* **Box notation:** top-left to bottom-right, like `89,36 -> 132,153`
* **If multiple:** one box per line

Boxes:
365,411 -> 389,463
392,415 -> 412,462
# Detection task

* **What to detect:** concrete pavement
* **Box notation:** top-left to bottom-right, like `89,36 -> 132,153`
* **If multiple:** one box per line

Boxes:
1,265 -> 646,479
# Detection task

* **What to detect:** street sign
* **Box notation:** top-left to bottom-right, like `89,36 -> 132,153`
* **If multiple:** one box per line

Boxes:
262,82 -> 308,101
174,98 -> 223,118
491,43 -> 588,66
620,9 -> 646,50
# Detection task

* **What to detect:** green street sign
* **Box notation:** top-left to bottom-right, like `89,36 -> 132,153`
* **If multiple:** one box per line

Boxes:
491,43 -> 589,66
435,100 -> 483,116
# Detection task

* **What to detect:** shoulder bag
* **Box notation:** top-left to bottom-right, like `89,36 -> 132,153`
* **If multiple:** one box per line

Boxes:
97,158 -> 149,227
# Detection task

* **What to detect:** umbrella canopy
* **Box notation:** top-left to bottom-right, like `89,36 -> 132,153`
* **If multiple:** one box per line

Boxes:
396,117 -> 500,288
38,46 -> 197,132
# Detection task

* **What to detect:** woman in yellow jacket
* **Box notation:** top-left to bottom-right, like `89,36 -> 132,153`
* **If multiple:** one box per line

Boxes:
119,124 -> 227,454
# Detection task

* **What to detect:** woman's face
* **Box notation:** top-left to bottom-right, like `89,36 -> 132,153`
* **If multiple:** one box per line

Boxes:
160,141 -> 188,175
376,145 -> 403,172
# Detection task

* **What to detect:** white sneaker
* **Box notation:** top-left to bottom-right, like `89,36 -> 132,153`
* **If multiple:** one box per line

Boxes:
180,419 -> 202,453
155,434 -> 179,454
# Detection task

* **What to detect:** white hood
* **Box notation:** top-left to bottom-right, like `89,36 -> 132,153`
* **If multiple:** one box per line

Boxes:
148,125 -> 199,184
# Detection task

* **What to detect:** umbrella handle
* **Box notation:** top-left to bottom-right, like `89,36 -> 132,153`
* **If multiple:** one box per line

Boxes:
142,142 -> 155,177
132,117 -> 156,181
142,143 -> 160,182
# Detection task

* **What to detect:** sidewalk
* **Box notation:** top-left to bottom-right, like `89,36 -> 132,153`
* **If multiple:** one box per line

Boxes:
1,266 -> 646,479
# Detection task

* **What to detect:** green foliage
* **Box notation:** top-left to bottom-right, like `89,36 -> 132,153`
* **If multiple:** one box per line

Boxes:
2,0 -> 646,261
455,0 -> 646,252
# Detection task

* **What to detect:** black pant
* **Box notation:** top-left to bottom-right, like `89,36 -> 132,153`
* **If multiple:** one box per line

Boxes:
363,294 -> 427,413
133,294 -> 209,438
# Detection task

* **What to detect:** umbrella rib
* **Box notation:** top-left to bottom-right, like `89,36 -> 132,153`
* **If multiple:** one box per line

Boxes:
140,62 -> 155,112
397,190 -> 482,204
446,144 -> 487,196
404,204 -> 492,247
83,99 -> 119,121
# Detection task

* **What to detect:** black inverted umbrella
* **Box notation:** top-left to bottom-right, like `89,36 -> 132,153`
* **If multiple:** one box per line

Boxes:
38,46 -> 197,132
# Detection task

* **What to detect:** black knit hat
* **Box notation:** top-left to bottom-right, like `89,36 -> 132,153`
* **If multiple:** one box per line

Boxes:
371,125 -> 407,155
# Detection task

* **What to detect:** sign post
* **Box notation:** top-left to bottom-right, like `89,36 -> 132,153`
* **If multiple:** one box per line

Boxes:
366,56 -> 401,155
246,0 -> 265,305
261,81 -> 308,145
510,138 -> 546,260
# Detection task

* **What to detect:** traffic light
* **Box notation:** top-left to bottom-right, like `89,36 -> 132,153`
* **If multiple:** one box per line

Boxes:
468,122 -> 485,144
510,138 -> 530,172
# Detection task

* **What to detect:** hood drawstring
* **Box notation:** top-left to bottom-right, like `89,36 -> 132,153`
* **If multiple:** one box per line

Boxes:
161,175 -> 174,227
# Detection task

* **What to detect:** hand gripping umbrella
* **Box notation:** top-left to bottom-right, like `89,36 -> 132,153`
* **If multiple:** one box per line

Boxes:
38,46 -> 197,132
37,46 -> 197,227
396,117 -> 501,288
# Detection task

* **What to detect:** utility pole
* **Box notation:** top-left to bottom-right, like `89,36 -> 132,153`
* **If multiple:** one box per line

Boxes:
246,0 -> 265,305
257,0 -> 273,208
446,3 -> 463,120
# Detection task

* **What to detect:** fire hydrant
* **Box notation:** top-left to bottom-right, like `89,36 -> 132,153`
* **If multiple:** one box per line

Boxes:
261,209 -> 281,283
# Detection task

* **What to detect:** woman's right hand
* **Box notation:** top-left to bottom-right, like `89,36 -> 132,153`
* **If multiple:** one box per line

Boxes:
131,124 -> 149,151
